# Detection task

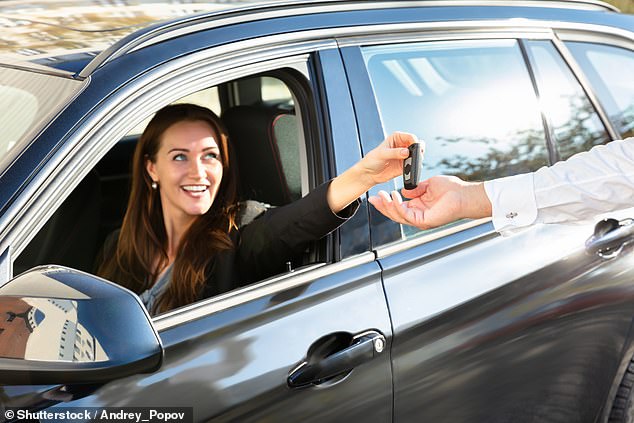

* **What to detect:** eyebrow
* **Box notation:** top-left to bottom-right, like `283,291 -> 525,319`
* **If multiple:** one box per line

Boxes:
167,146 -> 220,154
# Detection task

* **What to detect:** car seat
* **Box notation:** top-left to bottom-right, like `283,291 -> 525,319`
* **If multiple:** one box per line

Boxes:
222,105 -> 302,206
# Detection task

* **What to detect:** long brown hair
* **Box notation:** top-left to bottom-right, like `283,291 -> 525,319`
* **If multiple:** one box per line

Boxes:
98,103 -> 237,314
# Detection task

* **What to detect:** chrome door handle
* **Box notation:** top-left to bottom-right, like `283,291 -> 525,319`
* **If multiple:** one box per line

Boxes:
287,330 -> 386,388
586,218 -> 634,257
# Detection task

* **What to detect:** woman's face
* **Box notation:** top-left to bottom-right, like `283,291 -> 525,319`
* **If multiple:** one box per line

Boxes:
146,119 -> 224,227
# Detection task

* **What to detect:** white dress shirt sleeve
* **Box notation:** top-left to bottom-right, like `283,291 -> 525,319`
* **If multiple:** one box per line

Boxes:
484,137 -> 634,233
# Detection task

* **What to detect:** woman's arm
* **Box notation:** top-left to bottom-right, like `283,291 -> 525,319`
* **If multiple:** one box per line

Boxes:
236,131 -> 420,281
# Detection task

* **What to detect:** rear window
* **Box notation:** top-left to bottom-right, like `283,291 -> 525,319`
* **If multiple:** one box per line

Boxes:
0,67 -> 83,173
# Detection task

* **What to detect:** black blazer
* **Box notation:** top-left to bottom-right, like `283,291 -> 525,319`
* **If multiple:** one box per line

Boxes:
98,181 -> 359,302
201,181 -> 359,298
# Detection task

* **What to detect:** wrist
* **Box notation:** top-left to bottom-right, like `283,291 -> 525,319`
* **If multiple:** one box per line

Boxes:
327,163 -> 376,213
462,182 -> 492,219
350,161 -> 377,192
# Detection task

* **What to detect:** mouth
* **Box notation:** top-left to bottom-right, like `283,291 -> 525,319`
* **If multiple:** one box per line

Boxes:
181,185 -> 210,197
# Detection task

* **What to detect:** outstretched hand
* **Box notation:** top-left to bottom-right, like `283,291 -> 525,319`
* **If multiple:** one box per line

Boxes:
368,175 -> 492,230
356,132 -> 423,186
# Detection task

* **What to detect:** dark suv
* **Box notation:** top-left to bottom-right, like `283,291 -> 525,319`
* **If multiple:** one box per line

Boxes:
1,1 -> 634,422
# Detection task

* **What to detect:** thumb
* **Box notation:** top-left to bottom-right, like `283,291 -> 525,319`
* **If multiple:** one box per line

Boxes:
402,180 -> 428,198
379,147 -> 410,161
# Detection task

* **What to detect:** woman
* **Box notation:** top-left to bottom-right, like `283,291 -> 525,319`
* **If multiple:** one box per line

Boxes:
98,103 -> 415,315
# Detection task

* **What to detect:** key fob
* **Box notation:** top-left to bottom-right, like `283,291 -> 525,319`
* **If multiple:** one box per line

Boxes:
403,143 -> 421,190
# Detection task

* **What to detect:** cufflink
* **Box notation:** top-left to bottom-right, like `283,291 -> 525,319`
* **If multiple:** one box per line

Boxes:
506,212 -> 518,219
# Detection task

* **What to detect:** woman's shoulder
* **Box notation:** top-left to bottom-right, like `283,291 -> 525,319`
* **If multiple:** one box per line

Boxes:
235,200 -> 272,228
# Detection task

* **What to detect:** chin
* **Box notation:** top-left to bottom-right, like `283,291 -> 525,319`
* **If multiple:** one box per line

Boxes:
187,207 -> 211,216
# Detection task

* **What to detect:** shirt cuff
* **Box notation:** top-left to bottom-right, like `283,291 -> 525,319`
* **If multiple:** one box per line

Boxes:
484,173 -> 538,233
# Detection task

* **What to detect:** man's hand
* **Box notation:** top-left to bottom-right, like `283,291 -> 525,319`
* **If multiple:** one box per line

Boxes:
368,176 -> 492,230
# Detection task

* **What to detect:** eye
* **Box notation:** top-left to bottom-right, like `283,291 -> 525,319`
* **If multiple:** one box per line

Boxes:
172,153 -> 187,161
204,151 -> 219,160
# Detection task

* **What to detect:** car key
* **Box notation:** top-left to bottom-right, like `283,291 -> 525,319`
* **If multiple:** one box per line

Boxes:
403,142 -> 422,190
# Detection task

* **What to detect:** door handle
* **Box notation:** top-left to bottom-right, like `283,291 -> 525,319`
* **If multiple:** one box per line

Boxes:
586,218 -> 634,257
287,330 -> 386,388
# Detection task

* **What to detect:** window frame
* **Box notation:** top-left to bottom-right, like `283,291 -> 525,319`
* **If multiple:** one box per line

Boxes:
556,31 -> 634,140
1,38 -> 373,328
521,38 -> 612,161
6,56 -> 315,269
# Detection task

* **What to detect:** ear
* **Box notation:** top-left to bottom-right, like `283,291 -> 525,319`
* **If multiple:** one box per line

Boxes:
146,157 -> 158,184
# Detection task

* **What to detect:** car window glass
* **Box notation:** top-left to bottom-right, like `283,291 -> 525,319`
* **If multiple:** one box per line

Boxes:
261,76 -> 294,106
525,40 -> 609,160
361,39 -> 549,241
0,68 -> 82,173
565,41 -> 634,139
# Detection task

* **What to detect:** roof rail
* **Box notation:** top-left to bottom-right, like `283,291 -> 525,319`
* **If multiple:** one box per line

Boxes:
80,0 -> 620,77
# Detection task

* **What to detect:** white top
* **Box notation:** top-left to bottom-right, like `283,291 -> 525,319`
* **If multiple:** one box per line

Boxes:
484,137 -> 634,233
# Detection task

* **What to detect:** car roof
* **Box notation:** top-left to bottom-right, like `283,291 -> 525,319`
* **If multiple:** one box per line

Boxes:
0,0 -> 621,77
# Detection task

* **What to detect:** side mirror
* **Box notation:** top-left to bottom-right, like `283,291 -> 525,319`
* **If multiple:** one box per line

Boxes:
0,266 -> 162,385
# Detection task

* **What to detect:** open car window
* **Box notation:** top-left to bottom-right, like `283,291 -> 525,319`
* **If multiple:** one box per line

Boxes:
12,72 -> 313,313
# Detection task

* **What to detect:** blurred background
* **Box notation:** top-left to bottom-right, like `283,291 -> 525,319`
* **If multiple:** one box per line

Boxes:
604,0 -> 634,13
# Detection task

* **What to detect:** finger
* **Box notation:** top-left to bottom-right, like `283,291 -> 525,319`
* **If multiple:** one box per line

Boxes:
368,195 -> 386,213
394,195 -> 419,225
388,191 -> 420,226
378,190 -> 394,204
372,192 -> 409,225
390,190 -> 403,206
368,195 -> 387,215
390,191 -> 415,224
390,189 -> 431,229
387,132 -> 419,148
394,131 -> 419,147
378,191 -> 403,221
402,180 -> 429,199
377,147 -> 410,162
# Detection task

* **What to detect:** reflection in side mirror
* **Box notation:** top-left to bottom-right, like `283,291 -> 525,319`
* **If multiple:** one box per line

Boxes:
0,295 -> 109,363
0,266 -> 163,385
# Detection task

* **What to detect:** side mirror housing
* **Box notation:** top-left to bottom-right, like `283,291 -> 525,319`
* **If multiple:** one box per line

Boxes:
0,266 -> 162,385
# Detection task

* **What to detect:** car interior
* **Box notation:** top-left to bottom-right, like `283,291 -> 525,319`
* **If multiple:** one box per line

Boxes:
13,71 -> 316,287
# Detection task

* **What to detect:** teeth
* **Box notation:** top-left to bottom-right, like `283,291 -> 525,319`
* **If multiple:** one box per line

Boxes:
182,185 -> 207,192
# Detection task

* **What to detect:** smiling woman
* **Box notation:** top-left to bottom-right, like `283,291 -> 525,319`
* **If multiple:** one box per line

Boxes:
96,104 -> 238,314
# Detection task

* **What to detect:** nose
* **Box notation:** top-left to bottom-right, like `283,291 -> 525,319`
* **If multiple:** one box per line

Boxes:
189,158 -> 207,179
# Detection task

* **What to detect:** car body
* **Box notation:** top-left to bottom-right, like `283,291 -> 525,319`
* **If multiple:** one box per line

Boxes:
1,0 -> 634,421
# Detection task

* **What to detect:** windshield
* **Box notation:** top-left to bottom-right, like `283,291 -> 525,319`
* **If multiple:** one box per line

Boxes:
0,67 -> 83,174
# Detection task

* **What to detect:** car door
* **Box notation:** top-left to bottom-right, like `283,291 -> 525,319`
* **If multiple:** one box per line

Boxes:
342,27 -> 634,422
0,41 -> 393,421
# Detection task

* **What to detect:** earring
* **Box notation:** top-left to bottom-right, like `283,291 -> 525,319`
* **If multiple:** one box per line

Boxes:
151,181 -> 158,189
